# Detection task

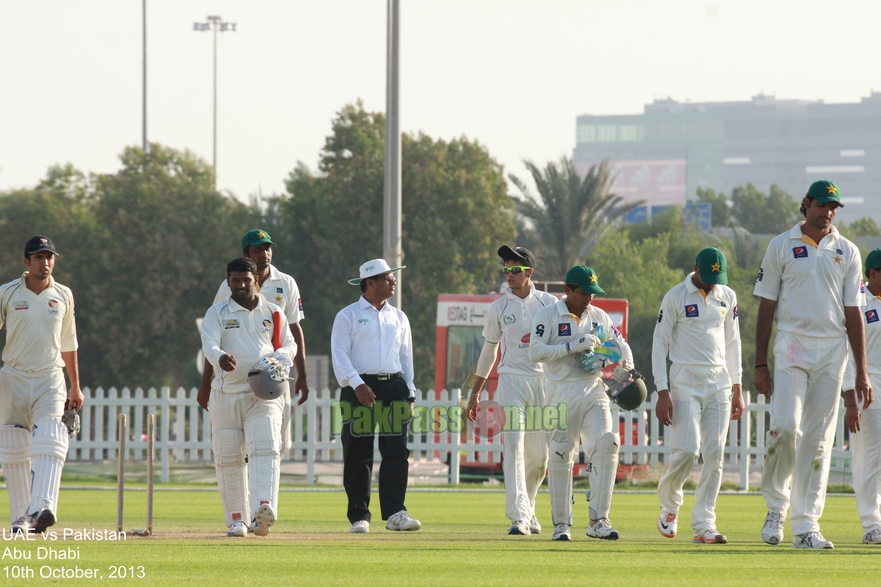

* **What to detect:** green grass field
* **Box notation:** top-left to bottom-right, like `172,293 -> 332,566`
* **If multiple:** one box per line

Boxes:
1,487 -> 878,586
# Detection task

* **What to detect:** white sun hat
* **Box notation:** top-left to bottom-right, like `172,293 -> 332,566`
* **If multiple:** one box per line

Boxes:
348,258 -> 406,285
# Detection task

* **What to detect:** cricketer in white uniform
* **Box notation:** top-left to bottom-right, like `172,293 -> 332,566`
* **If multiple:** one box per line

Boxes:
841,247 -> 881,545
201,257 -> 297,537
466,245 -> 557,536
0,236 -> 82,534
529,266 -> 634,542
199,229 -> 307,466
652,247 -> 743,545
753,180 -> 872,550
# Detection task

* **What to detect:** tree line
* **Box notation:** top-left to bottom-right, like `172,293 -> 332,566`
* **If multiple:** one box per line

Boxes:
2,102 -> 876,394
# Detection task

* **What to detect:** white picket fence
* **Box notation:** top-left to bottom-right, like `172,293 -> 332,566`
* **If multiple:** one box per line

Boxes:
67,386 -> 854,488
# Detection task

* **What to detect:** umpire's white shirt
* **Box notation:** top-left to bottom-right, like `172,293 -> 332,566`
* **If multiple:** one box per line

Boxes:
754,222 -> 864,338
214,264 -> 304,325
0,273 -> 78,373
201,296 -> 296,394
651,273 -> 742,391
529,299 -> 633,382
331,297 -> 416,398
483,285 -> 557,377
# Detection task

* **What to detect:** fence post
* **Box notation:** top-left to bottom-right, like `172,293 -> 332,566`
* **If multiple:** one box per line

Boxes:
739,392 -> 751,490
161,386 -> 170,483
306,387 -> 316,485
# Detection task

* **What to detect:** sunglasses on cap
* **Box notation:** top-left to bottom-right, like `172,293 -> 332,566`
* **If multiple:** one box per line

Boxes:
502,266 -> 531,275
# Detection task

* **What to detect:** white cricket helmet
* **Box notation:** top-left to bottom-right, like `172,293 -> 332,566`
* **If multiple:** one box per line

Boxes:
248,357 -> 290,400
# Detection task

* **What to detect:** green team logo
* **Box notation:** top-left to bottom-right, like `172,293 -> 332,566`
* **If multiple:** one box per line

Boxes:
503,314 -> 516,325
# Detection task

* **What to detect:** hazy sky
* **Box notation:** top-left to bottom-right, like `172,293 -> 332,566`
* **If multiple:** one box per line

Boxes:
2,0 -> 880,201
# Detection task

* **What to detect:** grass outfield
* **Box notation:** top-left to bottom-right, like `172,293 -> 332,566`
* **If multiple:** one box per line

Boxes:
1,488 -> 878,586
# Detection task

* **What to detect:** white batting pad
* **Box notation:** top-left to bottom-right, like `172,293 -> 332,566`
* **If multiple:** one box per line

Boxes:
0,425 -> 31,523
246,416 -> 281,515
587,432 -> 619,521
28,418 -> 68,516
213,429 -> 249,527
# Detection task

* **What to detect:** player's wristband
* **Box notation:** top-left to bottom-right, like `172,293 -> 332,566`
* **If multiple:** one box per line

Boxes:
754,364 -> 768,369
845,403 -> 857,408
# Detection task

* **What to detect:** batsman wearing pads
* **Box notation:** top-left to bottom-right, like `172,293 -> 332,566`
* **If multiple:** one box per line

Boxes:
529,266 -> 634,541
754,180 -> 872,549
652,247 -> 743,545
841,248 -> 881,545
0,236 -> 82,534
201,257 -> 297,537
199,229 -> 307,468
466,245 -> 556,536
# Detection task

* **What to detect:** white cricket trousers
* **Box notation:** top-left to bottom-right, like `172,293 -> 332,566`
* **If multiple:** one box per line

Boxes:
497,373 -> 548,524
761,332 -> 846,536
657,364 -> 731,534
546,378 -> 613,525
851,373 -> 881,534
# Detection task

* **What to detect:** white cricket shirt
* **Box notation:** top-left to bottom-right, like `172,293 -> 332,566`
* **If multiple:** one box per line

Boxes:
529,299 -> 633,382
201,296 -> 296,394
754,223 -> 863,339
330,297 -> 416,398
0,273 -> 77,373
214,264 -> 304,325
843,293 -> 881,401
482,285 -> 557,377
651,273 -> 742,391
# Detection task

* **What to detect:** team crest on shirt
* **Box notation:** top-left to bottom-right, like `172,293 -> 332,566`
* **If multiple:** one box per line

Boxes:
358,318 -> 369,324
504,314 -> 516,325
685,305 -> 699,318
223,319 -> 240,330
558,323 -> 572,336
793,246 -> 808,259
276,288 -> 283,294
12,301 -> 28,311
262,319 -> 273,332
47,299 -> 60,314
867,309 -> 879,324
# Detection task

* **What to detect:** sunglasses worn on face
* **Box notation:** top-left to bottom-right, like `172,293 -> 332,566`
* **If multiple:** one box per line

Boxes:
371,273 -> 396,282
502,266 -> 530,275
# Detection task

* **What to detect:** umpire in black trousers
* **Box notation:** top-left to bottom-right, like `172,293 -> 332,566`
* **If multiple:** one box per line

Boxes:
330,259 -> 421,533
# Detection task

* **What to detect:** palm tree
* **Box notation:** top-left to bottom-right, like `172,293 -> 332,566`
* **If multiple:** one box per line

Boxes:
509,157 -> 639,278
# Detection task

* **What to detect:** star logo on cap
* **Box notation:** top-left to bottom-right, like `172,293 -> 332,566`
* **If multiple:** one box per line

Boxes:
257,231 -> 267,239
589,274 -> 597,283
711,262 -> 721,272
827,184 -> 838,195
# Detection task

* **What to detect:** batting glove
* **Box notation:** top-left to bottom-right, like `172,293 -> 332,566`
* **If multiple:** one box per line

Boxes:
612,365 -> 631,384
271,350 -> 293,371
570,334 -> 599,354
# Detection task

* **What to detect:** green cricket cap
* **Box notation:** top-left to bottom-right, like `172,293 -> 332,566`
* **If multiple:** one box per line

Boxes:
565,266 -> 604,294
865,248 -> 881,277
696,247 -> 728,285
241,229 -> 275,250
807,180 -> 843,207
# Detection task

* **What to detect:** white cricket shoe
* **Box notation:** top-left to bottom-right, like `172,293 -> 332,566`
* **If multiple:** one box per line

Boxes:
793,531 -> 833,549
529,515 -> 542,535
551,523 -> 571,541
11,517 -> 31,534
386,510 -> 421,531
227,521 -> 248,537
863,528 -> 881,545
762,511 -> 785,545
252,504 -> 276,537
657,510 -> 677,538
693,528 -> 728,544
587,518 -> 619,540
508,520 -> 531,535
349,520 -> 370,533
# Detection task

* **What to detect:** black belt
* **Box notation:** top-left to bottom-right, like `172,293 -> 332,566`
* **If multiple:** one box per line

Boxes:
361,372 -> 402,381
